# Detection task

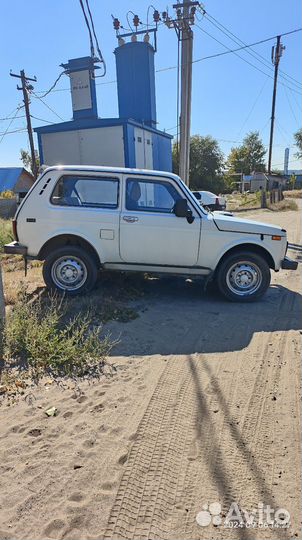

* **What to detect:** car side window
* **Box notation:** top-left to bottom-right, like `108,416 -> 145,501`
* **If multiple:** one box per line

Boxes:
51,175 -> 119,208
126,178 -> 182,213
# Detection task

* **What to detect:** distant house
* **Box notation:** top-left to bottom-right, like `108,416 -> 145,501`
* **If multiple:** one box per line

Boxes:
0,167 -> 34,198
243,171 -> 288,192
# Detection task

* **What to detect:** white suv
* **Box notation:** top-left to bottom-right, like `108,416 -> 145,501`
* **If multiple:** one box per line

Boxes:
4,166 -> 297,302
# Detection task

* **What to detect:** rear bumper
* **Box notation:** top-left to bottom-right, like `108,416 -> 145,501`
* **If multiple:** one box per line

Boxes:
4,241 -> 27,256
281,256 -> 298,270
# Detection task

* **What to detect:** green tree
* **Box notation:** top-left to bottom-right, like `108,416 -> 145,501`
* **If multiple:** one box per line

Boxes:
294,128 -> 302,159
227,131 -> 266,174
20,149 -> 40,176
173,135 -> 225,192
289,174 -> 296,189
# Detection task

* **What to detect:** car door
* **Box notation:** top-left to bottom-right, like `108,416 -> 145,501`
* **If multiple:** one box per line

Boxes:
119,175 -> 201,266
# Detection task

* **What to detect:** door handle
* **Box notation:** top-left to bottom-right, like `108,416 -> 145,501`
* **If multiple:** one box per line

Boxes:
123,216 -> 138,223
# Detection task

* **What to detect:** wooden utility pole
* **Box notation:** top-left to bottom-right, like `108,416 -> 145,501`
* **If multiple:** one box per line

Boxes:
10,69 -> 38,179
165,2 -> 199,186
267,36 -> 285,174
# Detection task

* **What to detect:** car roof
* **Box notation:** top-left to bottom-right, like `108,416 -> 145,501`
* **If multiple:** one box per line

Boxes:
41,165 -> 182,182
194,190 -> 216,196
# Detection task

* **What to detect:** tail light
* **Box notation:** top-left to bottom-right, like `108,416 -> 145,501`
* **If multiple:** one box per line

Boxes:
12,219 -> 18,241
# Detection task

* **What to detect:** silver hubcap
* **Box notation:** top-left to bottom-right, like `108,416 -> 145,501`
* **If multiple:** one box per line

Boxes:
226,260 -> 262,296
51,256 -> 87,291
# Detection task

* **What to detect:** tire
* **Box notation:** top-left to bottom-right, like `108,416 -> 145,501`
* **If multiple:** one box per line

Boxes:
42,246 -> 98,295
216,251 -> 271,302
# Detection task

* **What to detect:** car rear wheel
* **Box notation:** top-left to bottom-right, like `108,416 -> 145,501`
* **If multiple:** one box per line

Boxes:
43,246 -> 98,295
216,251 -> 271,302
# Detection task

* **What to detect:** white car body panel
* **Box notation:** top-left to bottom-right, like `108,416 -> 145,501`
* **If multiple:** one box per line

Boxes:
14,166 -> 288,275
213,214 -> 283,235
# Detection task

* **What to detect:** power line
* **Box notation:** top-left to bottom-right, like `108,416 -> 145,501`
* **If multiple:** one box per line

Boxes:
194,23 -> 302,95
155,28 -> 302,96
35,79 -> 116,95
78,0 -> 106,75
0,105 -> 24,144
84,0 -> 106,75
30,114 -> 54,124
203,12 -> 302,90
31,91 -> 65,121
0,115 -> 25,122
237,77 -> 270,137
283,87 -> 299,124
0,127 -> 27,137
126,11 -> 136,32
0,105 -> 24,122
272,158 -> 301,167
276,118 -> 290,138
33,29 -> 302,96
36,71 -> 67,98
288,87 -> 302,111
78,0 -> 95,56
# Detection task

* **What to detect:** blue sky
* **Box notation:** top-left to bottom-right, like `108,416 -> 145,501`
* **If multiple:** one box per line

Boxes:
0,0 -> 301,171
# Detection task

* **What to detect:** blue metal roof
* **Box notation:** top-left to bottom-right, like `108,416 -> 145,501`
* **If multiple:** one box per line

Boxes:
34,117 -> 173,139
0,167 -> 24,192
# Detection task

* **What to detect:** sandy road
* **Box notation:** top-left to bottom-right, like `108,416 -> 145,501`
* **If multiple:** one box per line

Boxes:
103,203 -> 301,540
0,203 -> 301,540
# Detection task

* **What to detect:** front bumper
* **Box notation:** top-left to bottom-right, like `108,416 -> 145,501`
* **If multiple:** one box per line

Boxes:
281,256 -> 298,270
4,241 -> 27,256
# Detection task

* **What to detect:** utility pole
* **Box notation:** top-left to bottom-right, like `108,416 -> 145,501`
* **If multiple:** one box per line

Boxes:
10,70 -> 38,179
163,2 -> 200,186
267,36 -> 285,174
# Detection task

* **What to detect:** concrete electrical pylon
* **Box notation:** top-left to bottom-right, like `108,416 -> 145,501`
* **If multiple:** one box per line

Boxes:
164,2 -> 200,186
267,35 -> 285,174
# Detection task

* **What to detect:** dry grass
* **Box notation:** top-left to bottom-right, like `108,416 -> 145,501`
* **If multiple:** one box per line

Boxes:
226,192 -> 261,212
2,287 -> 114,379
268,199 -> 298,212
283,190 -> 302,199
1,255 -> 44,306
1,255 -> 143,322
0,218 -> 13,251
227,192 -> 300,212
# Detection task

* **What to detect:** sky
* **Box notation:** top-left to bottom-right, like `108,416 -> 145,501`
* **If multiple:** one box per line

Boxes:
0,0 -> 301,171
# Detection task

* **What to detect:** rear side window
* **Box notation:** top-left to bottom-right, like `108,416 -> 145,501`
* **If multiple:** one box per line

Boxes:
51,175 -> 119,209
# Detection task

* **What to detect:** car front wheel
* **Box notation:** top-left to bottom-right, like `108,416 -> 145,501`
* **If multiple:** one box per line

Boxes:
216,251 -> 271,302
43,246 -> 98,295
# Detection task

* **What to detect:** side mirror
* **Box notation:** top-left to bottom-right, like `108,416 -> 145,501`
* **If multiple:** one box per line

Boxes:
174,198 -> 189,217
174,199 -> 195,223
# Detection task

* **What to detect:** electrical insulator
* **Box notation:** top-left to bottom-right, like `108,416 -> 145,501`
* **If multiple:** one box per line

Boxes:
113,17 -> 120,31
176,8 -> 182,18
133,14 -> 140,27
153,10 -> 160,22
162,11 -> 167,20
189,6 -> 196,23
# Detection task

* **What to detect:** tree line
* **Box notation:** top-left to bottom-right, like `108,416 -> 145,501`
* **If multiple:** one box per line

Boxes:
173,128 -> 302,193
20,128 -> 302,194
